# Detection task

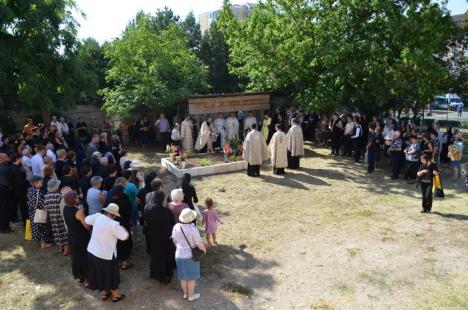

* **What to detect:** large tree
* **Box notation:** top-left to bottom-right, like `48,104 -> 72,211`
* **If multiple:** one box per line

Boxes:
219,0 -> 456,113
182,11 -> 202,54
199,21 -> 242,94
0,0 -> 79,121
100,13 -> 208,116
73,38 -> 107,105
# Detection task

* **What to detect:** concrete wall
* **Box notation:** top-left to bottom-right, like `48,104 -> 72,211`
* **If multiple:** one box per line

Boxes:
6,104 -> 107,128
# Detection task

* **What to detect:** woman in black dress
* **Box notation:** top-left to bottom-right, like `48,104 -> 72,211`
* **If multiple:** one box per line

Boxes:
180,173 -> 198,210
144,190 -> 176,284
106,184 -> 133,269
417,154 -> 438,213
62,191 -> 90,286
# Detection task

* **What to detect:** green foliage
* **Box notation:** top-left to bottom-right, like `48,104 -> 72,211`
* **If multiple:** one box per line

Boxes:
447,12 -> 467,96
73,38 -> 107,105
219,0 -> 456,112
100,13 -> 208,116
200,21 -> 242,93
200,159 -> 212,166
0,0 -> 80,120
182,11 -> 202,54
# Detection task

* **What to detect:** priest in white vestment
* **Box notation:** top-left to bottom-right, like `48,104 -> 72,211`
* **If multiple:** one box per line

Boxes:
225,112 -> 239,142
243,123 -> 269,177
268,124 -> 288,175
286,118 -> 305,169
195,117 -> 217,153
180,115 -> 193,153
243,112 -> 257,137
214,114 -> 226,149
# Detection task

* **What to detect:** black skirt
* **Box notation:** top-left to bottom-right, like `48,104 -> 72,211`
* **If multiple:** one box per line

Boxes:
87,252 -> 120,291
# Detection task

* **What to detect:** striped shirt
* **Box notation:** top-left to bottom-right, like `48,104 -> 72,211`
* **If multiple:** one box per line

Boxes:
391,138 -> 402,150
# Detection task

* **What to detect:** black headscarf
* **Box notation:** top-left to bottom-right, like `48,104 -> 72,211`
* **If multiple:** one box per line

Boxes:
146,190 -> 165,209
180,173 -> 191,191
106,184 -> 125,205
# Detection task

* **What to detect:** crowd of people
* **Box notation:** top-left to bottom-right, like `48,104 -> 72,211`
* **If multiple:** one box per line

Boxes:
309,111 -> 465,212
0,107 -> 465,303
0,115 -> 230,302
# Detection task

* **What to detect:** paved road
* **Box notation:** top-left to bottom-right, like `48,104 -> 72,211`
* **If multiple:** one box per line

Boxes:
421,108 -> 467,122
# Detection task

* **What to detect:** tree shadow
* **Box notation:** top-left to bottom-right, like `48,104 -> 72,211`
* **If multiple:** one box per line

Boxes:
0,228 -> 249,310
431,212 -> 468,221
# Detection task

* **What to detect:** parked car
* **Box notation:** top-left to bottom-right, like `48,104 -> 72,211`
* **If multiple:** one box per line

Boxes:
431,96 -> 449,110
445,93 -> 464,110
448,97 -> 464,110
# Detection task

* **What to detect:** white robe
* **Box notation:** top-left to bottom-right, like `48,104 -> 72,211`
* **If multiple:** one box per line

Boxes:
244,116 -> 257,132
243,130 -> 269,165
287,124 -> 304,157
195,121 -> 216,151
214,118 -> 226,147
180,120 -> 193,152
225,117 -> 239,141
268,131 -> 288,168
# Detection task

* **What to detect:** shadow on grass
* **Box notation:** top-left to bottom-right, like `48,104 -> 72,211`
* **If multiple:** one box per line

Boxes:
0,229 -> 247,310
431,212 -> 468,221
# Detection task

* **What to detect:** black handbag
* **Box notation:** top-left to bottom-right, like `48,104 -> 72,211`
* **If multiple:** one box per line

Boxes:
180,227 -> 204,262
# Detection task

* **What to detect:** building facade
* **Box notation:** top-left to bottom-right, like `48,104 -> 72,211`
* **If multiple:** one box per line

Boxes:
199,3 -> 254,34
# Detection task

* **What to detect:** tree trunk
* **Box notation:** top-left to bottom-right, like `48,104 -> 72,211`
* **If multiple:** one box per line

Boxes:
39,105 -> 50,125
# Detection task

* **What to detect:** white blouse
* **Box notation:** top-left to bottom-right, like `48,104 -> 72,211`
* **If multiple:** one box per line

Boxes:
85,213 -> 129,260
171,223 -> 203,259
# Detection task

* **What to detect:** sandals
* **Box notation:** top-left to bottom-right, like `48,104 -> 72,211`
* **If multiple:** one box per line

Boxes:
121,262 -> 132,270
101,293 -> 111,301
112,294 -> 126,303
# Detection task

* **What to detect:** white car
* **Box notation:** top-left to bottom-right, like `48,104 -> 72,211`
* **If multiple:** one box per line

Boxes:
449,98 -> 464,110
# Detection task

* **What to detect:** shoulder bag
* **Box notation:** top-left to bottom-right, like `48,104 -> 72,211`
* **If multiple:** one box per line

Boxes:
180,226 -> 204,262
34,190 -> 48,224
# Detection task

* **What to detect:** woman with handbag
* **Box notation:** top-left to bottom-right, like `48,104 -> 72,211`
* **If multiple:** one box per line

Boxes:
27,175 -> 52,248
171,208 -> 206,302
44,179 -> 69,255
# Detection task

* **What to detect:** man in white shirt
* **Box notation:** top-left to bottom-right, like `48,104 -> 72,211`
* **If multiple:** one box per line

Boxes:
171,123 -> 181,146
21,148 -> 33,181
57,117 -> 69,137
31,146 -> 45,176
45,143 -> 57,163
351,117 -> 363,162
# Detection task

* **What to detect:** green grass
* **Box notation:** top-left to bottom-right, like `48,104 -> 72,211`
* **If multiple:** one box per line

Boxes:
359,271 -> 391,292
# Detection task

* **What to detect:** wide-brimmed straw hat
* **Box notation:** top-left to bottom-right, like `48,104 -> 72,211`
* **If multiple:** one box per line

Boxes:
129,160 -> 142,170
179,208 -> 197,224
102,203 -> 121,217
47,179 -> 61,193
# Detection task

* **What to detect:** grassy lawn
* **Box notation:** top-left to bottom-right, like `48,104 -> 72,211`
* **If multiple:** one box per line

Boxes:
1,140 -> 467,309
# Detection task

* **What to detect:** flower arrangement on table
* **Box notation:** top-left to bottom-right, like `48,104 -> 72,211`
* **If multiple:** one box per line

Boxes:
224,139 -> 244,162
166,144 -> 189,167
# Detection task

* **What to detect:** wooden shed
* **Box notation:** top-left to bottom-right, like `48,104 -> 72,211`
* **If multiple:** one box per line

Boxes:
187,92 -> 271,131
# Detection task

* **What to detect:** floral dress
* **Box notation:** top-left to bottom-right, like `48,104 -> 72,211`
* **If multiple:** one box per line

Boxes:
44,192 -> 67,246
27,187 -> 51,243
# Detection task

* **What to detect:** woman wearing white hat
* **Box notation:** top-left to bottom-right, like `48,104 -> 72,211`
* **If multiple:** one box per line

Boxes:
171,208 -> 206,302
85,203 -> 129,302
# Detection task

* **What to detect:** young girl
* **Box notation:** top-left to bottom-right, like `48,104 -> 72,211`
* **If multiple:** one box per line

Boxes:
202,198 -> 223,246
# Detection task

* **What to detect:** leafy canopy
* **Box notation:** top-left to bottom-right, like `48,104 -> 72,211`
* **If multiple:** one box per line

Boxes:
219,0 -> 456,112
100,13 -> 208,115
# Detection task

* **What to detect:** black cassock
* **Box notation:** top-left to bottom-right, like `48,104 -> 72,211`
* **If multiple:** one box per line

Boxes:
144,204 -> 176,282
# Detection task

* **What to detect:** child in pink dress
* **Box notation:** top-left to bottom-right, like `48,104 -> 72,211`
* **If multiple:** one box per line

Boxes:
202,198 -> 223,246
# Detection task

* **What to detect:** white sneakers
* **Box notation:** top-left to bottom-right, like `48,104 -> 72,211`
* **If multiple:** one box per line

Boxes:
188,293 -> 201,302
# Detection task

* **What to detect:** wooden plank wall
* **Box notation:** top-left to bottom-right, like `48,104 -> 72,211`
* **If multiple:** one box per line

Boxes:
188,94 -> 270,115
